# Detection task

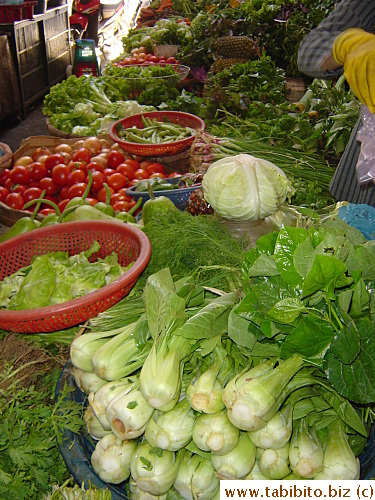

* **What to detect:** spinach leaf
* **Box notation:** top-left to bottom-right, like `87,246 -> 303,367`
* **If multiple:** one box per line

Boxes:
274,227 -> 307,287
323,319 -> 375,404
302,254 -> 348,300
280,315 -> 335,360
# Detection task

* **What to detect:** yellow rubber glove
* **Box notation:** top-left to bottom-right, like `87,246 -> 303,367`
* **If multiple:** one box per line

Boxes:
333,28 -> 375,112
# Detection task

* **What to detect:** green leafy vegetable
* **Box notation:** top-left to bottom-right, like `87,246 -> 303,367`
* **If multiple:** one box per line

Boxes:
236,219 -> 375,404
0,242 -> 131,310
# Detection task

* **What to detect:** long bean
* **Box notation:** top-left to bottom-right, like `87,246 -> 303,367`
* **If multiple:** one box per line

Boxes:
119,117 -> 196,144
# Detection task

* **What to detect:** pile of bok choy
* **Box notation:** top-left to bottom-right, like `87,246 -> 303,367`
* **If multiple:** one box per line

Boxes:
66,214 -> 375,495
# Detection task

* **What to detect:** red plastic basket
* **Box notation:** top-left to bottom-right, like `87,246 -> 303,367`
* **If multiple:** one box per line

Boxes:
109,111 -> 206,157
0,221 -> 151,333
0,2 -> 37,22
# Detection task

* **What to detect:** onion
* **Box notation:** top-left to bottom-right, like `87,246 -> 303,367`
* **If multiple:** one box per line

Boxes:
91,155 -> 108,168
83,137 -> 102,156
14,156 -> 33,167
73,139 -> 85,151
110,143 -> 132,160
37,155 -> 49,164
59,151 -> 72,165
54,143 -> 73,155
100,138 -> 112,149
32,147 -> 52,162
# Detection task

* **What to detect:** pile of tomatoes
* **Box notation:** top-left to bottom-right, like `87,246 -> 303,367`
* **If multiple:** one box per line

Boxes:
114,47 -> 178,67
0,137 -> 181,216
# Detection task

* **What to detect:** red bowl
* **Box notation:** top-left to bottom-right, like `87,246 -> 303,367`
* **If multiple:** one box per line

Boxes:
109,111 -> 206,157
0,221 -> 151,333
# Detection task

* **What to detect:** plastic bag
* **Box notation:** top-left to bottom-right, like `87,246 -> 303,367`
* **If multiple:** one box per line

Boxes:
338,203 -> 375,240
355,106 -> 375,185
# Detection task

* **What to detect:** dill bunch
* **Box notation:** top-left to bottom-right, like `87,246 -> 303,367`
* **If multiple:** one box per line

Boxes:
139,210 -> 246,293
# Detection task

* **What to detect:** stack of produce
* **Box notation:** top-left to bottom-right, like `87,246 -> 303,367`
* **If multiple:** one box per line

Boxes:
211,35 -> 261,73
66,209 -> 375,495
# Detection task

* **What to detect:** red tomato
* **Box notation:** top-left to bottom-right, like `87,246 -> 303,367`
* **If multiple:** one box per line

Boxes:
168,172 -> 182,178
113,200 -> 132,212
10,165 -> 31,185
103,168 -> 115,179
125,159 -> 141,170
13,184 -> 27,196
29,162 -> 48,181
72,147 -> 91,165
90,170 -> 106,191
39,177 -> 58,196
96,185 -> 114,203
67,169 -> 86,186
147,163 -> 166,175
5,192 -> 24,210
139,160 -> 153,169
58,198 -> 70,212
86,162 -> 104,173
39,208 -> 56,216
45,153 -> 65,172
148,55 -> 159,63
134,168 -> 150,180
116,163 -> 135,181
22,187 -> 43,204
3,178 -> 12,191
52,164 -> 70,186
149,172 -> 167,179
0,169 -> 10,186
110,192 -> 129,206
85,197 -> 98,206
0,186 -> 9,203
68,160 -> 87,173
68,183 -> 87,199
107,150 -> 125,169
166,57 -> 177,63
107,172 -> 127,191
116,188 -> 133,202
59,185 -> 71,200
27,180 -> 40,189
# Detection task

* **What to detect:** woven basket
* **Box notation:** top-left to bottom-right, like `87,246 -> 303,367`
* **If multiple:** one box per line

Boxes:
46,118 -> 87,139
0,221 -> 151,333
0,142 -> 12,171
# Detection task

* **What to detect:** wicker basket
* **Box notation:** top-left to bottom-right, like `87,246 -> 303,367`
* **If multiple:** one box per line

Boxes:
109,111 -> 206,158
0,221 -> 151,333
0,142 -> 12,171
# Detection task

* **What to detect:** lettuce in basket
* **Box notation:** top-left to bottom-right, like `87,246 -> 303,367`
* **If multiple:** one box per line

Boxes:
0,242 -> 132,310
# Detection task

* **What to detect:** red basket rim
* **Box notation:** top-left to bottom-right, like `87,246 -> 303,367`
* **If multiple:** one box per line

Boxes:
0,221 -> 151,326
109,111 -> 206,150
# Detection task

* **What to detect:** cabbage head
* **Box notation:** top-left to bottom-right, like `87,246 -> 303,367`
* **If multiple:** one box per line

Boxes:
202,154 -> 294,221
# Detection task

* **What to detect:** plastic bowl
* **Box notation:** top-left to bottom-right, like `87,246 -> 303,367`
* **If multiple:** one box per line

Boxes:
109,111 -> 206,157
0,221 -> 151,333
125,177 -> 202,211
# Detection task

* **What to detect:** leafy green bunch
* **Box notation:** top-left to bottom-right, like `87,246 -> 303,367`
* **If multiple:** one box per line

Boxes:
236,218 -> 375,405
204,54 -> 286,113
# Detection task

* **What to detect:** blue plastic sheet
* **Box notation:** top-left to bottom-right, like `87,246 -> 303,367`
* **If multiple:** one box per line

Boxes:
338,203 -> 375,240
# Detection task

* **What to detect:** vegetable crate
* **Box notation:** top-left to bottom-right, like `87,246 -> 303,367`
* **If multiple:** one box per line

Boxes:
0,1 -> 37,22
0,221 -> 151,333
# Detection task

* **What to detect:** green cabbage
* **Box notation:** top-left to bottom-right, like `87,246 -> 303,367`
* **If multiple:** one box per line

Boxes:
202,153 -> 294,221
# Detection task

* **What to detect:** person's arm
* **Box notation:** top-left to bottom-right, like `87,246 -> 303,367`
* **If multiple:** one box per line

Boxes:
297,0 -> 375,78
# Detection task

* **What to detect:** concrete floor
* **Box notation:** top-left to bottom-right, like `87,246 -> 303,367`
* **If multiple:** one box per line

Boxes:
0,98 -> 48,154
